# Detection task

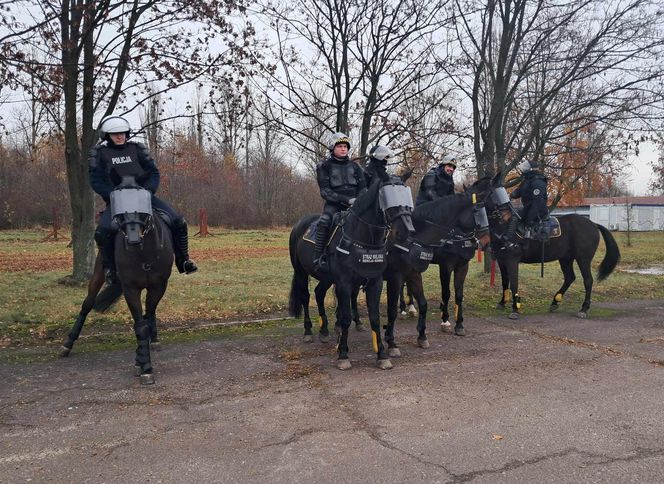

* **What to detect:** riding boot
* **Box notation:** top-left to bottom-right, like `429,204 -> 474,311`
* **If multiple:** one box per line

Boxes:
94,227 -> 118,285
172,219 -> 198,274
314,218 -> 331,272
501,217 -> 519,250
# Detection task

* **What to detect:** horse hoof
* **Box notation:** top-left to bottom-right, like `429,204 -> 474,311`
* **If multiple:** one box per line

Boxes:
577,311 -> 588,319
303,334 -> 314,343
509,312 -> 520,320
496,302 -> 506,310
549,304 -> 559,312
337,359 -> 352,370
407,304 -> 418,316
388,347 -> 401,358
319,333 -> 329,343
355,323 -> 367,332
418,339 -> 429,349
400,310 -> 408,318
377,359 -> 393,370
440,321 -> 452,332
454,327 -> 466,336
59,346 -> 71,357
140,373 -> 155,385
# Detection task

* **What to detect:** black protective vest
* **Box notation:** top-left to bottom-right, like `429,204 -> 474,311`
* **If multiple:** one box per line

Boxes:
328,161 -> 359,189
100,144 -> 144,187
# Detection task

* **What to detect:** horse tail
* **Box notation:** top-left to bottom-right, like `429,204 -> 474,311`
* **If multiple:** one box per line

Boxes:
596,223 -> 621,281
289,216 -> 317,318
93,283 -> 123,313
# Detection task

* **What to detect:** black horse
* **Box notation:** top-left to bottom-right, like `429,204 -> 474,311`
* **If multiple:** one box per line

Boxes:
382,176 -> 505,354
431,230 -> 479,336
61,182 -> 174,384
485,190 -> 621,319
289,170 -> 414,370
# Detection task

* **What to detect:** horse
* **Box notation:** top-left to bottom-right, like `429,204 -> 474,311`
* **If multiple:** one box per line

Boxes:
289,168 -> 415,370
381,175 -> 508,355
484,187 -> 621,319
61,180 -> 173,385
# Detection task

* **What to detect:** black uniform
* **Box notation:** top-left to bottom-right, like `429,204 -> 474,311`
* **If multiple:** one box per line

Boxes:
313,155 -> 367,266
316,155 -> 367,221
511,171 -> 549,224
416,164 -> 454,205
88,140 -> 195,276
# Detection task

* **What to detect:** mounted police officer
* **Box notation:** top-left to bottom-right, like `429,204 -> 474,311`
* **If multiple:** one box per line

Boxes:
510,160 -> 549,227
364,144 -> 395,186
502,160 -> 549,246
89,115 -> 197,285
314,132 -> 367,272
415,154 -> 457,205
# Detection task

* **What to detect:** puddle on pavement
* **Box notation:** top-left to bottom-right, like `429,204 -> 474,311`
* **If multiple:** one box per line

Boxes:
621,265 -> 664,275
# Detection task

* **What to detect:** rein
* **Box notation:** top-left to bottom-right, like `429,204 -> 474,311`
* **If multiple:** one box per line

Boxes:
339,206 -> 390,250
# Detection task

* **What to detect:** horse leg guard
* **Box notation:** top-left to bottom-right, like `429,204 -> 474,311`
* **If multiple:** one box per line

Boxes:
134,322 -> 153,374
172,219 -> 198,274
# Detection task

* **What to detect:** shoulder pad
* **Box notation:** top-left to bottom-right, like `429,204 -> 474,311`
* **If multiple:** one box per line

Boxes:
88,144 -> 102,167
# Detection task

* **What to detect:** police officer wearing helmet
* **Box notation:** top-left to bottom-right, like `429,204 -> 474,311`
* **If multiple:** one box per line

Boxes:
313,132 -> 367,271
364,144 -> 394,186
415,154 -> 457,206
89,115 -> 197,285
510,160 -> 549,225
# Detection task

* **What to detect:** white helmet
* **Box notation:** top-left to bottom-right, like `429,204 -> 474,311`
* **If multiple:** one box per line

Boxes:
98,115 -> 131,140
517,160 -> 532,174
369,145 -> 394,162
327,132 -> 351,151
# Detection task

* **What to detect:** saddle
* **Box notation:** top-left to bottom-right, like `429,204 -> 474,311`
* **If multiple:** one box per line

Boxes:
516,217 -> 561,241
303,213 -> 387,278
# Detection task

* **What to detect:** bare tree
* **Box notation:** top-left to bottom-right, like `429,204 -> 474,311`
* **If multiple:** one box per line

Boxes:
1,0 -> 254,281
448,0 -> 664,183
255,0 -> 452,159
648,138 -> 664,195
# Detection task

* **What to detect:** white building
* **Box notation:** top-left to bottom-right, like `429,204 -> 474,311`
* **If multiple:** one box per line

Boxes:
577,196 -> 664,231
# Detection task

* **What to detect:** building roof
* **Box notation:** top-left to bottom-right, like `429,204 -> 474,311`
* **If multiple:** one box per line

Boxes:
582,196 -> 664,206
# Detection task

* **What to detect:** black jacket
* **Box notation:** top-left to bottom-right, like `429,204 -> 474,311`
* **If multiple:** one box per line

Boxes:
88,141 -> 159,203
316,155 -> 367,206
416,165 -> 454,205
511,171 -> 548,223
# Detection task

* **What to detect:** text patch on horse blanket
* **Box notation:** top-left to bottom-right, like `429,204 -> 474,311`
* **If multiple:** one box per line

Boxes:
337,236 -> 387,279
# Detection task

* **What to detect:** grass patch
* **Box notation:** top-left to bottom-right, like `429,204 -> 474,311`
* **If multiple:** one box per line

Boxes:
0,227 -> 662,351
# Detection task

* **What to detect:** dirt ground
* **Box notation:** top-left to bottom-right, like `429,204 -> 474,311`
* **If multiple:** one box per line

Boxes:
2,299 -> 664,483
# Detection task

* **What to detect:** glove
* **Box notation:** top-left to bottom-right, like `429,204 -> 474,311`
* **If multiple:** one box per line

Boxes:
348,198 -> 356,206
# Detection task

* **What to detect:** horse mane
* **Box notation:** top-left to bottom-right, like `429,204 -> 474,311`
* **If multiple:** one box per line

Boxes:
467,175 -> 492,195
412,193 -> 469,225
351,175 -> 382,217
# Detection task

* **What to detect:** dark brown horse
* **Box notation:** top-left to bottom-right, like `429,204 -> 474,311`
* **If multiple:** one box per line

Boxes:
485,193 -> 621,319
61,185 -> 173,384
381,176 -> 506,354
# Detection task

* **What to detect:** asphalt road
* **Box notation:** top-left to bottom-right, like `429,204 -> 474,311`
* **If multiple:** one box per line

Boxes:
2,299 -> 664,483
